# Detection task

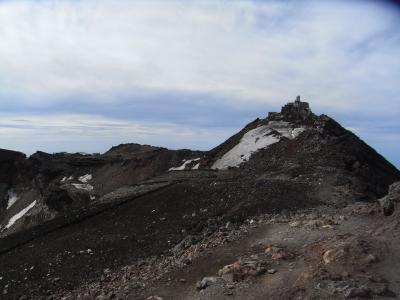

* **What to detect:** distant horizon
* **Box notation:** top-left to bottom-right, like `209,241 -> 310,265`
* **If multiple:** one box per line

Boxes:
3,99 -> 399,170
1,0 -> 399,169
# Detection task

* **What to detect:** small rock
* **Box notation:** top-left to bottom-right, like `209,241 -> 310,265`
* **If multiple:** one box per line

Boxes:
219,262 -> 240,277
322,224 -> 333,229
378,196 -> 394,216
223,289 -> 234,296
322,249 -> 340,264
345,286 -> 370,298
267,269 -> 277,274
266,246 -> 293,261
196,276 -> 218,290
103,268 -> 111,275
225,222 -> 232,229
341,271 -> 349,278
365,254 -> 378,264
146,296 -> 163,300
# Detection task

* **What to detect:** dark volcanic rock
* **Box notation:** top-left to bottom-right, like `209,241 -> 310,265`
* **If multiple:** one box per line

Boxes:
0,149 -> 26,163
0,149 -> 26,209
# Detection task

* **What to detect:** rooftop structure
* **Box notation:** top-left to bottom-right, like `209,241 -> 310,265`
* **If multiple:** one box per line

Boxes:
268,96 -> 312,121
281,95 -> 311,120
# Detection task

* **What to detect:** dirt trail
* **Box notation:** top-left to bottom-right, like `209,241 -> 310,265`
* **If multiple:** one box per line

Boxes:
140,204 -> 400,300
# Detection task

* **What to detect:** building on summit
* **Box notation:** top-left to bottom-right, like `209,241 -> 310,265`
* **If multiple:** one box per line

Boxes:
269,95 -> 312,121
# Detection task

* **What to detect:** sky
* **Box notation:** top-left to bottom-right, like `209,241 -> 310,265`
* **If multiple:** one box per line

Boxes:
0,0 -> 399,168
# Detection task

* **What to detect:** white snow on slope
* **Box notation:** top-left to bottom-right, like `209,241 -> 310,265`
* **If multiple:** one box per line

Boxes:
291,127 -> 306,138
6,200 -> 37,229
169,158 -> 200,171
61,176 -> 76,183
212,121 -> 305,170
72,183 -> 94,191
78,174 -> 92,183
6,190 -> 18,210
192,163 -> 200,170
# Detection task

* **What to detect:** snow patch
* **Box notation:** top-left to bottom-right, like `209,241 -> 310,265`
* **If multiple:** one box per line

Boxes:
6,200 -> 37,229
291,127 -> 306,138
72,183 -> 94,191
212,121 -> 306,170
6,190 -> 18,210
78,174 -> 92,183
192,163 -> 200,170
169,158 -> 200,171
61,176 -> 75,183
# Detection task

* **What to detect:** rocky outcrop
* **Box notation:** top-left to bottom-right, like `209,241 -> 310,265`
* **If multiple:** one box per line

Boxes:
0,149 -> 26,210
378,181 -> 400,215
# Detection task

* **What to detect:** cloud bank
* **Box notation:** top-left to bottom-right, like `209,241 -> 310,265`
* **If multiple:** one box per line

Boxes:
0,113 -> 232,155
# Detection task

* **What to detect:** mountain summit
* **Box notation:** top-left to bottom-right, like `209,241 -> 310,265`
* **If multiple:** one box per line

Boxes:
0,98 -> 399,299
207,96 -> 317,170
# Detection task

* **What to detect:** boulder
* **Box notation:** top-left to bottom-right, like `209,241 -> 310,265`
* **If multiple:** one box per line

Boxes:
378,181 -> 400,216
196,276 -> 218,290
265,245 -> 294,260
388,181 -> 400,199
218,258 -> 266,282
345,286 -> 371,298
146,296 -> 163,300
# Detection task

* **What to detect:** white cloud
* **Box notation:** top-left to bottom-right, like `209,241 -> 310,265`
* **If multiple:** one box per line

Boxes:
0,0 -> 399,114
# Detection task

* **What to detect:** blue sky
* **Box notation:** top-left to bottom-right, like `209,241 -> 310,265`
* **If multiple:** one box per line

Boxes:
0,0 -> 399,168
